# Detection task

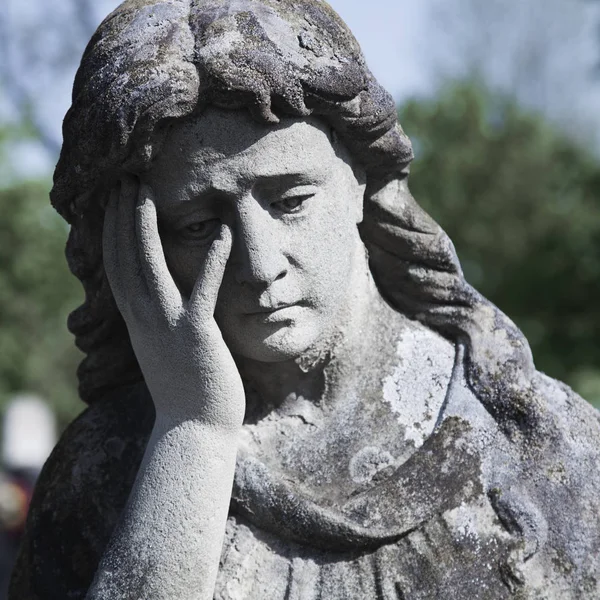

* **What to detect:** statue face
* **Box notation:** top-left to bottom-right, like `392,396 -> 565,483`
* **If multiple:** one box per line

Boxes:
143,107 -> 366,362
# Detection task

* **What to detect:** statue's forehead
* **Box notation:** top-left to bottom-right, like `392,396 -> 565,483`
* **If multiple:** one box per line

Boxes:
147,108 -> 346,192
158,108 -> 337,168
164,108 -> 328,150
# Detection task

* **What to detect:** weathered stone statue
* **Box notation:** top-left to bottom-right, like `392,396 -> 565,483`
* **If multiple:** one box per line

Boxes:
10,1 -> 600,598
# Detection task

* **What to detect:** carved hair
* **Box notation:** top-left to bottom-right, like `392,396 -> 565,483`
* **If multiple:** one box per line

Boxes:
52,0 -> 539,435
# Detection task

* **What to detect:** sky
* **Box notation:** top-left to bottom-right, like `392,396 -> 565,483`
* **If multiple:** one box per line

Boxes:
1,0 -> 599,177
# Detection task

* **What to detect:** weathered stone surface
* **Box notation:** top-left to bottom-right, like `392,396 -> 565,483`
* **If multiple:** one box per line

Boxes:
12,361 -> 600,598
9,1 -> 600,598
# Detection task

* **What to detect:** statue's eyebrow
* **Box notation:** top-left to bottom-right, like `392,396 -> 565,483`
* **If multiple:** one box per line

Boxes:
252,172 -> 323,188
187,174 -> 319,204
156,185 -> 225,217
159,171 -> 325,215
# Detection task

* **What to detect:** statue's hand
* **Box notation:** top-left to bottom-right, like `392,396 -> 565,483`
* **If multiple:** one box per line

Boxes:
103,176 -> 245,429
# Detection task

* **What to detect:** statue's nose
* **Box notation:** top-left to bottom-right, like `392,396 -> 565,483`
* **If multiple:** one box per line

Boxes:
232,203 -> 288,288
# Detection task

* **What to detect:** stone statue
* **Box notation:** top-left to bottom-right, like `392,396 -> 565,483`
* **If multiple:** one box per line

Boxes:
10,1 -> 600,598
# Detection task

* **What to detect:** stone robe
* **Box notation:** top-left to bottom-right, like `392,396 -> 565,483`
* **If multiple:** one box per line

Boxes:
9,323 -> 600,599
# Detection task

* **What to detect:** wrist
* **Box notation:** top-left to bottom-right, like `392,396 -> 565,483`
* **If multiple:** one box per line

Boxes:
151,401 -> 244,436
143,374 -> 245,430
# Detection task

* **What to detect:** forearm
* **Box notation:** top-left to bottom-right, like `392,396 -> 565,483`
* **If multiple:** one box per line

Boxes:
86,414 -> 239,600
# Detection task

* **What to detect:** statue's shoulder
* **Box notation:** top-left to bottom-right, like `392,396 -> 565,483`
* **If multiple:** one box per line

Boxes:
534,370 -> 600,433
9,385 -> 153,600
526,370 -> 600,499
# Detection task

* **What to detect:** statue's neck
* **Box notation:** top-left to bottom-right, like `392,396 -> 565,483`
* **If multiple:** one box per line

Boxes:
235,257 -> 395,423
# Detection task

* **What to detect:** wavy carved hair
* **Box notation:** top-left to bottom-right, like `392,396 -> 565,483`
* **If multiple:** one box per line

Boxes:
52,0 -> 539,435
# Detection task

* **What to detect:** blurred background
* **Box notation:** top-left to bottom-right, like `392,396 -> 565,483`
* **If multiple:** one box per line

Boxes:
0,0 -> 599,592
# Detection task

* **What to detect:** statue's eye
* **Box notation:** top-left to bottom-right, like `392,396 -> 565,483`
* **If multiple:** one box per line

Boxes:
181,218 -> 220,241
273,194 -> 314,214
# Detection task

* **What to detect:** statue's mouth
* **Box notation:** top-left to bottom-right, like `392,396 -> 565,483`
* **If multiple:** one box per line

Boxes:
245,300 -> 309,316
248,302 -> 297,314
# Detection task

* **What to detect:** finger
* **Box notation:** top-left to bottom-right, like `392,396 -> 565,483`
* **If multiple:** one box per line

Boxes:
116,175 -> 147,297
102,186 -> 125,308
188,224 -> 233,317
136,183 -> 182,315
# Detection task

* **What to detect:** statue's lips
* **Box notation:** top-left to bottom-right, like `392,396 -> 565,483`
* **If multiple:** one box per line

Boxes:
245,300 -> 308,314
244,302 -> 306,323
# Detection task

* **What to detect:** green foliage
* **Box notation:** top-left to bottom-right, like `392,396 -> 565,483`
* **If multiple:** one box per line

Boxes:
0,179 -> 83,424
400,81 -> 600,406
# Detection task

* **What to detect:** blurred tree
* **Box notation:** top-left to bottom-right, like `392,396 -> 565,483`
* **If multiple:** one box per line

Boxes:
400,81 -> 600,406
0,0 -> 108,427
428,0 -> 600,150
0,0 -> 120,156
0,170 -> 83,425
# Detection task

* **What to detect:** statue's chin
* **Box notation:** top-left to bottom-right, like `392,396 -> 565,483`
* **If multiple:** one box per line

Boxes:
224,316 -> 319,364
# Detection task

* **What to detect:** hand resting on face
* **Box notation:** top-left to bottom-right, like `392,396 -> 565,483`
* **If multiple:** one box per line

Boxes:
82,176 -> 247,599
102,175 -> 245,429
